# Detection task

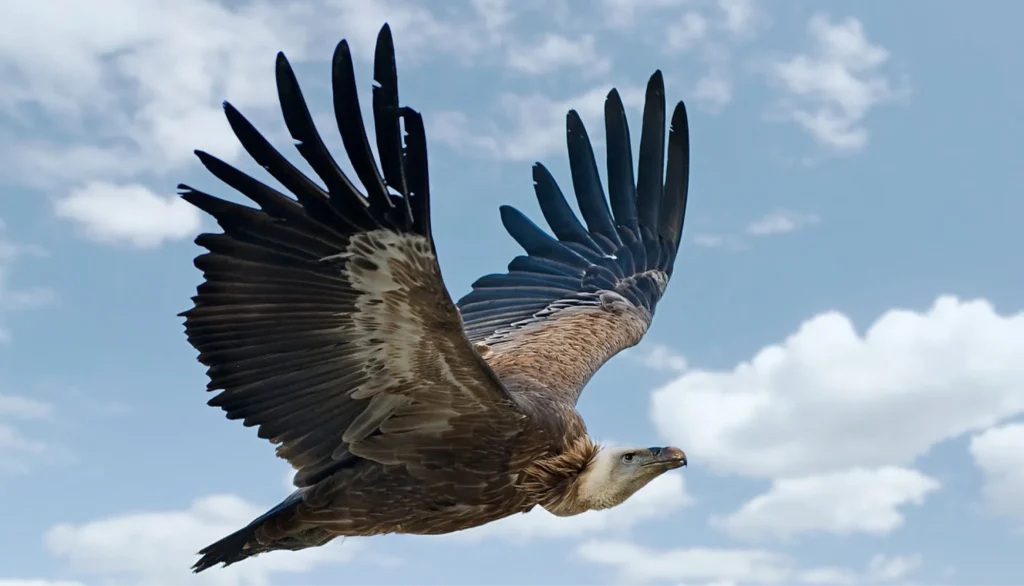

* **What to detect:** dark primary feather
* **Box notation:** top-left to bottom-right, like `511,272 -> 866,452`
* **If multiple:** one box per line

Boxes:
456,70 -> 690,403
604,89 -> 639,238
179,25 -> 527,494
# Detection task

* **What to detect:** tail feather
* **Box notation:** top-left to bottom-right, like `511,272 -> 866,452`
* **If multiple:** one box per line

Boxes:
192,523 -> 263,572
192,490 -> 304,573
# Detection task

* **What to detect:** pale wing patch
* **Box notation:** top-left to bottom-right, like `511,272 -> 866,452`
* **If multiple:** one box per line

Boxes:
483,293 -> 653,398
338,230 -> 524,466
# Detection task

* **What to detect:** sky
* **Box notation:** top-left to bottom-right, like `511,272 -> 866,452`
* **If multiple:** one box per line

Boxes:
1,0 -> 1023,584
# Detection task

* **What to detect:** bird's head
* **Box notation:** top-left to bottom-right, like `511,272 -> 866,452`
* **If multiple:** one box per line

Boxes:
574,445 -> 687,511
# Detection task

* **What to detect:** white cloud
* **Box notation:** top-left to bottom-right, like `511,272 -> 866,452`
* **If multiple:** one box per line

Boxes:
0,394 -> 53,419
693,71 -> 734,110
691,232 -> 746,251
666,13 -> 709,52
716,0 -> 757,36
53,183 -> 203,249
0,393 -> 53,472
713,467 -> 940,541
578,541 -> 794,584
969,423 -> 1024,520
1,0 -> 314,180
44,493 -> 365,585
1,0 -> 517,246
507,33 -> 611,76
651,296 -> 1024,480
0,424 -> 46,454
865,554 -> 923,582
693,234 -> 726,248
471,0 -> 515,35
0,222 -> 53,343
767,14 -> 902,151
627,342 -> 689,373
431,83 -> 646,161
449,473 -> 691,543
601,0 -> 686,30
576,541 -> 918,585
745,210 -> 820,236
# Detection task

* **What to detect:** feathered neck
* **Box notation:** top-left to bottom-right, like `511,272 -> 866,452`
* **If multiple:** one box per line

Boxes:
518,436 -> 601,517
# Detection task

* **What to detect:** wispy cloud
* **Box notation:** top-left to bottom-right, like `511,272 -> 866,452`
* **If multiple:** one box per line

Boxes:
0,220 -> 53,343
601,0 -> 687,31
745,209 -> 820,236
53,182 -> 202,249
431,83 -> 646,161
0,393 -> 53,473
691,232 -> 747,251
506,33 -> 611,76
689,210 -> 818,252
627,342 -> 689,373
766,13 -> 905,151
665,12 -> 709,52
0,0 -> 520,249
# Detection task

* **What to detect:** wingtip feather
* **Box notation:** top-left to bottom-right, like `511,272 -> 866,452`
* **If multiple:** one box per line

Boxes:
658,100 -> 690,251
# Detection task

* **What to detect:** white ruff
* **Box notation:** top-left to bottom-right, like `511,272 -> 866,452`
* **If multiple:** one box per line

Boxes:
574,447 -> 622,510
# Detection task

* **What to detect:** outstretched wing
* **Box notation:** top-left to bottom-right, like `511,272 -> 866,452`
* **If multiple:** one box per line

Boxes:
179,25 -> 527,490
455,72 -> 690,405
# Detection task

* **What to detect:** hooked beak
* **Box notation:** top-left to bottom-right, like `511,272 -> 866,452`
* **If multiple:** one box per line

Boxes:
645,446 -> 687,470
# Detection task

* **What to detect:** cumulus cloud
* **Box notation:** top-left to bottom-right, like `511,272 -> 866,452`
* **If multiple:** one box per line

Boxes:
43,494 -> 365,585
3,0 -> 313,182
969,423 -> 1024,520
650,296 -> 1024,538
576,540 -> 920,585
0,0 -> 516,246
652,296 -> 1024,479
449,473 -> 691,543
713,467 -> 940,541
53,182 -> 203,249
767,14 -> 903,151
745,210 -> 820,236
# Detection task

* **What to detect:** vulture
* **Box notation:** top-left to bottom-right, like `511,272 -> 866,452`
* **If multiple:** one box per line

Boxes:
180,23 -> 691,573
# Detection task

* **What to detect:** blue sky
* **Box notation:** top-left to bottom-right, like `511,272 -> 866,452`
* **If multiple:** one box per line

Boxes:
1,0 -> 1023,584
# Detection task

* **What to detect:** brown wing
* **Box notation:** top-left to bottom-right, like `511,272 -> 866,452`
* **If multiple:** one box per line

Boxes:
455,72 -> 690,404
178,25 -> 527,490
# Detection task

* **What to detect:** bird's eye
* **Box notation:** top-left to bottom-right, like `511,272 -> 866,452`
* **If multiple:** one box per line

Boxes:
621,453 -> 635,464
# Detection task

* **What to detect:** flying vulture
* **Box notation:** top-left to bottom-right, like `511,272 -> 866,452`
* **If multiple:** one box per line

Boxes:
180,23 -> 690,572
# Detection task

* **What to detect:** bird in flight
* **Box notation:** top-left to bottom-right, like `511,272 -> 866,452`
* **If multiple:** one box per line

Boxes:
179,23 -> 690,572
